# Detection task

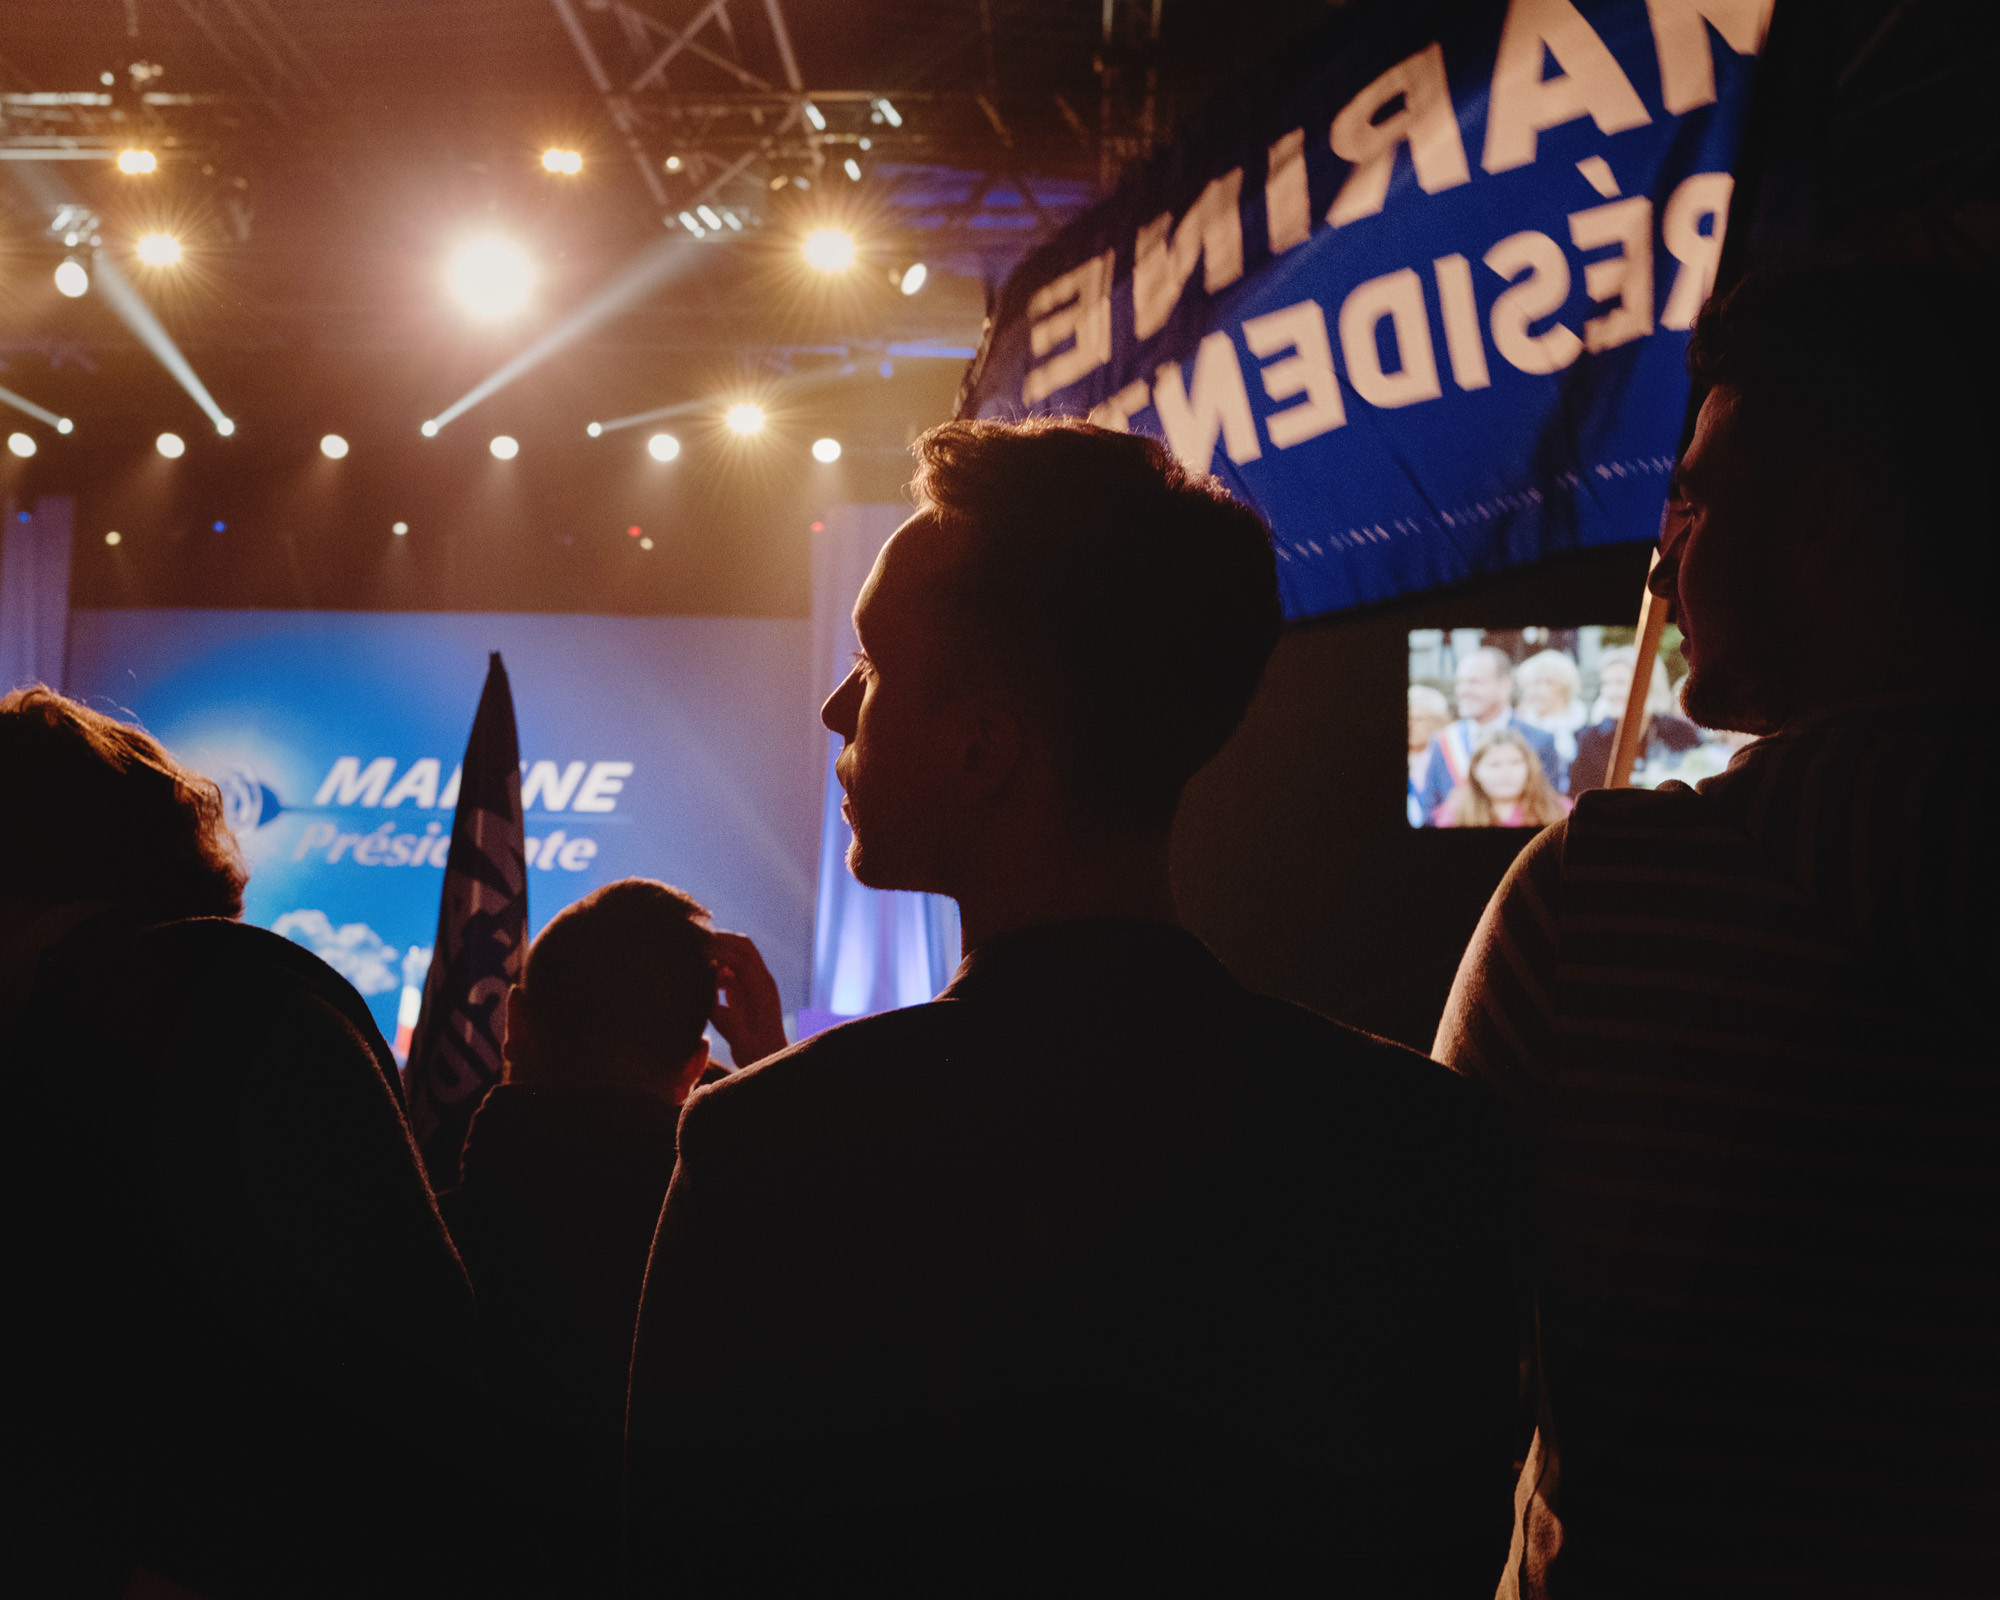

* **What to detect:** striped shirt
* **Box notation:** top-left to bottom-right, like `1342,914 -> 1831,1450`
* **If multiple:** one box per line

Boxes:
1436,695 -> 1997,1599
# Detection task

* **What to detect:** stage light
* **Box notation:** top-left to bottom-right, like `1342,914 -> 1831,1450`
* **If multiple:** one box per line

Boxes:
135,232 -> 182,267
811,437 -> 841,463
542,148 -> 583,175
586,422 -> 603,437
320,434 -> 349,459
844,158 -> 862,181
156,431 -> 185,458
393,521 -> 409,535
628,525 -> 642,538
54,259 -> 89,297
7,432 -> 35,458
57,418 -> 73,434
696,205 -> 722,230
447,237 -> 534,320
216,417 -> 235,436
647,432 -> 680,461
900,262 -> 928,295
490,435 -> 519,460
105,530 -> 122,545
803,101 -> 826,131
421,420 -> 440,437
724,402 -> 765,437
117,148 -> 158,174
640,537 -> 654,550
664,155 -> 682,172
802,228 -> 856,274
873,98 -> 903,127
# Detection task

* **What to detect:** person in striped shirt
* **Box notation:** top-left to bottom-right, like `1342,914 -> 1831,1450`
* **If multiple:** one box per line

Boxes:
1437,263 -> 1996,1600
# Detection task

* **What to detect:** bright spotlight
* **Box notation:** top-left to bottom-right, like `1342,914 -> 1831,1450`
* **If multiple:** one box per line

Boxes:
117,148 -> 158,174
803,101 -> 826,131
7,432 -> 35,458
647,432 -> 680,461
664,155 -> 682,172
802,228 -> 857,274
57,418 -> 73,434
393,521 -> 409,535
586,421 -> 603,437
105,530 -> 122,545
844,158 -> 862,182
542,148 -> 583,175
873,98 -> 903,127
156,431 -> 185,458
811,437 -> 841,463
899,262 -> 928,296
216,418 -> 235,437
54,259 -> 89,298
447,237 -> 534,320
724,402 -> 766,437
490,434 -> 519,460
135,232 -> 182,267
320,434 -> 349,459
421,420 -> 440,437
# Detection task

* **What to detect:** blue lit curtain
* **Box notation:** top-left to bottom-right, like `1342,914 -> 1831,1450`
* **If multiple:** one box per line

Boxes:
801,504 -> 961,1038
0,495 -> 74,694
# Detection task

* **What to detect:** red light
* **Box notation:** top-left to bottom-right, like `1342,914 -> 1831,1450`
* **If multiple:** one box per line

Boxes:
810,521 -> 824,532
628,525 -> 641,538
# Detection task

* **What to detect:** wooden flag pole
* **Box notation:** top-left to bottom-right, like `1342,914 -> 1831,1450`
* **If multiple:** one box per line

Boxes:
1608,550 -> 1668,789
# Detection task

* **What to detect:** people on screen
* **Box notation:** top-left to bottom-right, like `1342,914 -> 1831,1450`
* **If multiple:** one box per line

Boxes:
438,876 -> 785,1592
1,686 -> 497,1597
1408,683 -> 1452,825
1432,725 -> 1572,828
1414,646 -> 1564,820
625,418 -> 1518,1593
1568,643 -> 1700,793
1436,263 -> 1998,1598
1515,647 -> 1588,769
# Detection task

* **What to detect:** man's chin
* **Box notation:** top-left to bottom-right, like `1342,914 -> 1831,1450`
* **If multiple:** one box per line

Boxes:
1683,664 -> 1785,737
843,837 -> 933,895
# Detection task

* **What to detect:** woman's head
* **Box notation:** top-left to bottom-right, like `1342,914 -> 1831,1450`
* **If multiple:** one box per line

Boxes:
0,686 -> 246,921
1445,726 -> 1568,827
1407,684 -> 1450,753
1591,646 -> 1673,724
1517,650 -> 1580,718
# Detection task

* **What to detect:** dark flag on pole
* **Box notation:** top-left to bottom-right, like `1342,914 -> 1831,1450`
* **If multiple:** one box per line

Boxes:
404,652 -> 528,1187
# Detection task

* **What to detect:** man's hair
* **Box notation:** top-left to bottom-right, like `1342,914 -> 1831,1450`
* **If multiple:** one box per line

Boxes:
1461,646 -> 1514,683
1687,263 -> 2000,608
0,685 -> 246,920
518,878 -> 713,1081
909,417 -> 1281,826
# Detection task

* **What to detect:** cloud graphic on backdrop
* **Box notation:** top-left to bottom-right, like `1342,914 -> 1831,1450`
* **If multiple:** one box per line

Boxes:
273,909 -> 403,995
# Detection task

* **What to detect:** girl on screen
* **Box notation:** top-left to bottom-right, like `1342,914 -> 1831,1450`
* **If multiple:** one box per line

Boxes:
1433,726 -> 1571,828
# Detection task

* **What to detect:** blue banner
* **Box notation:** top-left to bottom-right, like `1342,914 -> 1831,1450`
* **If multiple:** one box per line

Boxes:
64,610 -> 822,1052
959,0 -> 1765,617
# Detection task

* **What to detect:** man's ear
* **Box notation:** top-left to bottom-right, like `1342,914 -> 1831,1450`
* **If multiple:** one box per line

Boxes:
670,1035 -> 712,1105
1792,454 -> 1872,591
502,985 -> 534,1084
957,694 -> 1027,802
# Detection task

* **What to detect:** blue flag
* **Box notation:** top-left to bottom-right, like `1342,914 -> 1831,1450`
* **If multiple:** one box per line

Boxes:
959,0 -> 1766,618
403,652 -> 527,1186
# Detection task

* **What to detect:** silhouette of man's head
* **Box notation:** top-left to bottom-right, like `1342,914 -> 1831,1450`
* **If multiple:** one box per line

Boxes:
1660,264 -> 1998,733
505,878 -> 714,1103
820,418 -> 1280,895
0,685 -> 246,924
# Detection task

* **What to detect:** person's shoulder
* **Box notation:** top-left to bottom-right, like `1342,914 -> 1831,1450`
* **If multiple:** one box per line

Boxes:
1511,715 -> 1557,748
1232,992 -> 1495,1125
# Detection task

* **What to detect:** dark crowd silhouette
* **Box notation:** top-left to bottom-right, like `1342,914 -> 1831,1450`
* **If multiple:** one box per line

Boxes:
4,265 -> 1994,1599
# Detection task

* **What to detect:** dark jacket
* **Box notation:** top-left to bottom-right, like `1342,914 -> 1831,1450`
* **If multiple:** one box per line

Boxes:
628,920 -> 1517,1594
7,911 -> 495,1599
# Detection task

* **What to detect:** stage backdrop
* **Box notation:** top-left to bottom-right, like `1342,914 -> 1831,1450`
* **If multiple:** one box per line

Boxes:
960,0 -> 1766,618
65,609 -> 822,1054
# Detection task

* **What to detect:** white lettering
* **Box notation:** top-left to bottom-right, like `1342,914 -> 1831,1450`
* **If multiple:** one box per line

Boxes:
1482,0 -> 1652,175
1266,128 -> 1311,253
1434,253 -> 1493,389
571,761 -> 632,813
1338,268 -> 1443,410
1570,196 -> 1654,351
557,837 -> 598,871
1645,0 -> 1771,114
1659,171 -> 1732,329
314,756 -> 396,808
1133,168 -> 1245,341
293,821 -> 335,861
1152,333 -> 1262,474
533,829 -> 567,869
1328,42 -> 1471,227
1086,377 -> 1152,433
1023,250 -> 1115,403
1242,300 -> 1346,448
380,757 -> 440,809
439,765 -> 461,811
352,821 -> 396,866
521,759 -> 587,811
1485,229 -> 1583,374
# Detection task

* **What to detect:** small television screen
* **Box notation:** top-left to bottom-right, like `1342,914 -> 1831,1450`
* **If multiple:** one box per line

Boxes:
1406,626 -> 1751,828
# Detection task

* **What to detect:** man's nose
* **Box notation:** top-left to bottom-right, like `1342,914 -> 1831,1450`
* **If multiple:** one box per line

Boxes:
821,667 -> 862,737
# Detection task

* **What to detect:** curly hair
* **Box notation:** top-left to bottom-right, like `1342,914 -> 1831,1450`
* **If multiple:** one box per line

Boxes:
909,416 -> 1281,826
0,685 -> 246,920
